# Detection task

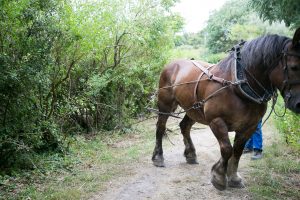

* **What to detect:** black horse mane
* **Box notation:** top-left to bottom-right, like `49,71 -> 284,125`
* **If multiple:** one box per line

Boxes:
219,34 -> 291,71
241,34 -> 290,70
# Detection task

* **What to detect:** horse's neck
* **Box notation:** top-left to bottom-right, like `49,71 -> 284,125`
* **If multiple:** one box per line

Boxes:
216,59 -> 234,80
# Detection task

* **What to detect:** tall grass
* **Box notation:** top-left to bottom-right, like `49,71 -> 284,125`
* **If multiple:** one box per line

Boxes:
248,141 -> 300,200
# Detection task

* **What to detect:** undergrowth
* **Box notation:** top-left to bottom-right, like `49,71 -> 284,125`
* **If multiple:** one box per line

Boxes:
248,132 -> 300,199
0,121 -> 156,200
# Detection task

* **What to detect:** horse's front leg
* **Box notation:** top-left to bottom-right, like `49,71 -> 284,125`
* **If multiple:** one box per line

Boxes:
209,117 -> 233,190
227,127 -> 256,188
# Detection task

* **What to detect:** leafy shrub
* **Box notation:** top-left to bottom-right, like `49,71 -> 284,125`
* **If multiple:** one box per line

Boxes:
202,52 -> 227,64
273,96 -> 300,150
0,0 -> 182,169
0,0 -> 68,169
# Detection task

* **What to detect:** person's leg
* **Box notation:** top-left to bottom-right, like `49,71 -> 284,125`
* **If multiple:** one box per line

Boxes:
251,120 -> 263,160
252,120 -> 263,150
243,135 -> 253,153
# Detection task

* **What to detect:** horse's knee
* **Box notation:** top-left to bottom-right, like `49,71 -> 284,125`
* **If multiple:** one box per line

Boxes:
223,144 -> 233,154
156,114 -> 168,126
221,144 -> 233,161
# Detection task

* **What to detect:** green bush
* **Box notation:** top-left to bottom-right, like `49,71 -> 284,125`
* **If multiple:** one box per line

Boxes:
0,0 -> 67,169
273,96 -> 300,150
0,0 -> 182,170
202,52 -> 227,64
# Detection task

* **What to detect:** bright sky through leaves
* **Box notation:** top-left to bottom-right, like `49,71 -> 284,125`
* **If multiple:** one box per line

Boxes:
173,0 -> 227,33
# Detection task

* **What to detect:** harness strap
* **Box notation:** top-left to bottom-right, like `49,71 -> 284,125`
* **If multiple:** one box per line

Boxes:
191,60 -> 213,77
191,60 -> 230,102
151,60 -> 243,118
233,42 -> 274,104
191,60 -> 231,86
192,85 -> 230,109
193,71 -> 205,102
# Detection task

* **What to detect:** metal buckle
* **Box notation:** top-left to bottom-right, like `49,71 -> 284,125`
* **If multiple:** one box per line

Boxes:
192,102 -> 204,109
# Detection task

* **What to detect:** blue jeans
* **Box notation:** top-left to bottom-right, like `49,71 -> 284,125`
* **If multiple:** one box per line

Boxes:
245,120 -> 263,151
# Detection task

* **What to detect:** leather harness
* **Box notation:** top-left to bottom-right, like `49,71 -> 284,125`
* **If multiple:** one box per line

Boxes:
233,42 -> 274,104
190,60 -> 243,108
191,41 -> 300,108
153,41 -> 300,118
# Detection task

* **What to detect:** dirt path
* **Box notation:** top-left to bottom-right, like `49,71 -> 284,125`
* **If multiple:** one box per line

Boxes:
91,118 -> 273,200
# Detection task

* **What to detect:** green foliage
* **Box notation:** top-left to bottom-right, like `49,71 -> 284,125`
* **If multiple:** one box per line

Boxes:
65,0 -> 182,130
203,0 -> 250,53
0,0 -> 182,170
0,0 -> 68,169
250,0 -> 300,28
170,46 -> 206,61
273,96 -> 300,150
175,32 -> 204,48
203,53 -> 227,64
203,0 -> 292,53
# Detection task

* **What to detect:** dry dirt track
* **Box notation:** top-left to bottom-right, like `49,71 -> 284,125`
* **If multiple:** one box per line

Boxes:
90,118 -> 273,200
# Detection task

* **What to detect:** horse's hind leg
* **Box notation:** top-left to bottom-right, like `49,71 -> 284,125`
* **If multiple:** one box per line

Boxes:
152,114 -> 169,167
209,117 -> 233,190
152,91 -> 177,167
179,114 -> 198,164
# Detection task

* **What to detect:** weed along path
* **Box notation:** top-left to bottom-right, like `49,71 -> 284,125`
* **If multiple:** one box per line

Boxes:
90,117 -> 273,200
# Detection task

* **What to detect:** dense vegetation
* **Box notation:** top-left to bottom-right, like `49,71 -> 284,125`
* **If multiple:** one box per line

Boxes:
202,0 -> 292,54
250,0 -> 300,28
0,0 -> 183,170
0,0 -> 299,198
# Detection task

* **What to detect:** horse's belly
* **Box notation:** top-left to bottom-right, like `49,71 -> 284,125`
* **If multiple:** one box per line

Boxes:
186,108 -> 209,125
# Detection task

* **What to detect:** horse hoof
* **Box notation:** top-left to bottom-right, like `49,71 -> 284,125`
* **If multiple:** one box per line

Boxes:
153,159 -> 165,167
211,178 -> 227,191
186,158 -> 199,164
211,171 -> 227,191
228,180 -> 245,188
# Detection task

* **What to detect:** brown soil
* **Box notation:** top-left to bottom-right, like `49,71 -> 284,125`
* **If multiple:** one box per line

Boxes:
90,117 -> 274,200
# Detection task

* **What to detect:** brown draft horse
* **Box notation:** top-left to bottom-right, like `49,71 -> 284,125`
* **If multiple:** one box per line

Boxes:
152,28 -> 300,190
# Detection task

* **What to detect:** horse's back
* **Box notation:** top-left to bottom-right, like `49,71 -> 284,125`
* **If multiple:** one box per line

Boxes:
160,59 -> 211,87
157,59 -> 209,113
